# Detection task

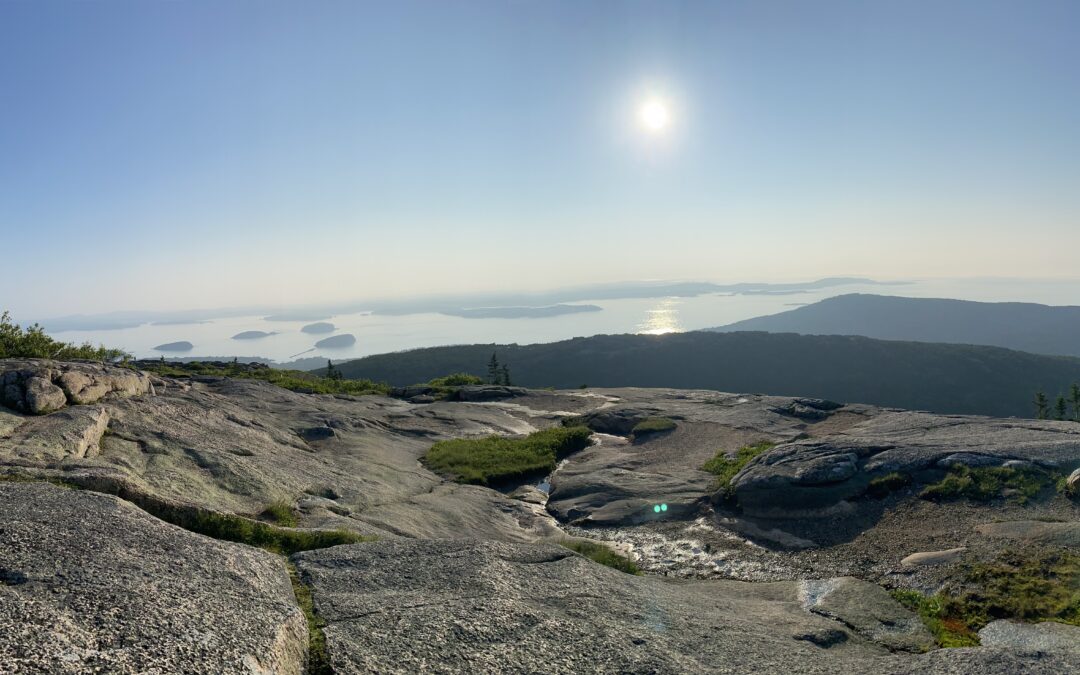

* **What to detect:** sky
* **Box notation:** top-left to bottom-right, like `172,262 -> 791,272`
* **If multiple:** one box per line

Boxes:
1,0 -> 1078,318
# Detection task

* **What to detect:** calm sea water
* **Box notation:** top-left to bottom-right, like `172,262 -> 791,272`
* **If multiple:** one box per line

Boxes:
51,278 -> 1080,363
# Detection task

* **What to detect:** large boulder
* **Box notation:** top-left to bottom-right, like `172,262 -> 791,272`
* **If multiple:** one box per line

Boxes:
0,481 -> 307,673
0,359 -> 152,414
979,620 -> 1080,655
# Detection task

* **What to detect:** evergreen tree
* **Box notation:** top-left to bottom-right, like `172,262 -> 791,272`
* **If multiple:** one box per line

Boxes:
1034,391 -> 1049,420
487,352 -> 500,384
1055,395 -> 1068,421
499,364 -> 511,386
1070,383 -> 1080,422
326,359 -> 342,381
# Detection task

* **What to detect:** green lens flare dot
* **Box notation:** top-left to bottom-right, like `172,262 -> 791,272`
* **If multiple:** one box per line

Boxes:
652,504 -> 669,513
661,504 -> 668,512
653,505 -> 661,513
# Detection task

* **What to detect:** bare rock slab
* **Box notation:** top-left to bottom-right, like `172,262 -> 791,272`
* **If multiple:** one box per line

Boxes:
0,481 -> 306,674
979,620 -> 1080,655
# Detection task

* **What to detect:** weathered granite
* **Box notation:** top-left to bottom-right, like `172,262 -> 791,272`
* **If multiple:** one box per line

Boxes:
0,481 -> 307,674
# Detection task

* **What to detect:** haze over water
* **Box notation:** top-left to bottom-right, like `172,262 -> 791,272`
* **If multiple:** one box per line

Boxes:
50,277 -> 1080,363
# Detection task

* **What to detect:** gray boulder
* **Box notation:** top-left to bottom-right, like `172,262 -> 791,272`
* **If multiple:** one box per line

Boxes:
0,481 -> 307,674
979,620 -> 1080,655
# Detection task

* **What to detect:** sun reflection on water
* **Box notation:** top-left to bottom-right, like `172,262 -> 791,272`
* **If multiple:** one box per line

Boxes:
637,298 -> 683,335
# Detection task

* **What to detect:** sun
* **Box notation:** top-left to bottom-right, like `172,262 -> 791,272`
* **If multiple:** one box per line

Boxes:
639,98 -> 671,132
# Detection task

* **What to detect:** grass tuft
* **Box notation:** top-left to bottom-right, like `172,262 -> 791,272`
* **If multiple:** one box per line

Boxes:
559,540 -> 642,575
866,472 -> 913,499
630,417 -> 677,437
263,499 -> 299,527
288,563 -> 332,675
423,426 -> 592,486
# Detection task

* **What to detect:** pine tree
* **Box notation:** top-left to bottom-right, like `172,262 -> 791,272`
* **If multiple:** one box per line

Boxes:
326,359 -> 342,381
1070,383 -> 1080,422
1055,396 -> 1068,421
1034,391 -> 1049,420
487,352 -> 500,384
499,364 -> 511,386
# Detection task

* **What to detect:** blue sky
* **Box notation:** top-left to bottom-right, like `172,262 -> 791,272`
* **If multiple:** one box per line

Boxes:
2,0 -> 1078,317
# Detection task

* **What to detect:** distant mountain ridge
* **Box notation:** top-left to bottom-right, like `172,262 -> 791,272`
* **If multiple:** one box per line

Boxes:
709,294 -> 1080,357
326,331 -> 1080,417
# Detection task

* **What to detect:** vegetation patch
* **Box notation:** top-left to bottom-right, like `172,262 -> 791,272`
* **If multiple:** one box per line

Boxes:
1059,475 -> 1079,502
559,540 -> 641,575
630,417 -> 677,438
427,373 -> 484,387
139,360 -> 391,397
891,549 -> 1080,648
865,472 -> 913,499
702,441 -> 776,495
919,465 -> 1058,505
1,311 -> 129,361
422,426 -> 592,485
288,563 -> 332,675
262,499 -> 299,528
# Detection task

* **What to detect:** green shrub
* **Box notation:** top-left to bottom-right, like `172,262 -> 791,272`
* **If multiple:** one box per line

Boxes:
427,373 -> 484,387
920,465 -> 1056,505
139,361 -> 390,397
0,311 -> 129,361
1059,475 -> 1079,501
631,417 -> 676,437
702,441 -> 776,494
423,426 -> 593,485
262,499 -> 299,527
559,540 -> 641,575
866,472 -> 913,499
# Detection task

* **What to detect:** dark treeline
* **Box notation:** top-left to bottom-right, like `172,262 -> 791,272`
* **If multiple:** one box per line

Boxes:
328,332 -> 1080,418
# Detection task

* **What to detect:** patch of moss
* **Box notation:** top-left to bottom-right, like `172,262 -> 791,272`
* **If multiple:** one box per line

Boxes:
890,589 -> 980,647
919,465 -> 1057,505
866,472 -> 912,499
702,441 -> 776,494
559,540 -> 642,575
263,499 -> 299,528
422,426 -> 592,486
891,549 -> 1080,648
288,563 -> 332,675
1058,475 -> 1079,502
631,417 -> 677,437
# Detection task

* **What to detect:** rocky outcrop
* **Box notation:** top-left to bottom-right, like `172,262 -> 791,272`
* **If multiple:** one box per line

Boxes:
0,360 -> 152,414
799,577 -> 934,652
0,481 -> 307,674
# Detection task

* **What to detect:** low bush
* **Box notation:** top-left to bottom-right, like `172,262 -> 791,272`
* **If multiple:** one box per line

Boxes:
702,441 -> 776,494
559,539 -> 641,575
892,549 -> 1080,647
920,465 -> 1057,505
423,426 -> 592,485
139,360 -> 390,397
427,373 -> 484,387
0,311 -> 129,361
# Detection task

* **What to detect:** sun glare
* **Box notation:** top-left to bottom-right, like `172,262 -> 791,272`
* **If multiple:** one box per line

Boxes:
639,98 -> 671,132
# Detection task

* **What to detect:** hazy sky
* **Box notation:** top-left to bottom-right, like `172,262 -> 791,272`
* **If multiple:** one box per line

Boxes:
2,0 -> 1078,317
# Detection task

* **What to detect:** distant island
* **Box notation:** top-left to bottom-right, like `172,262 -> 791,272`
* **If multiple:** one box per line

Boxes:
231,331 -> 278,340
153,341 -> 193,352
301,322 -> 336,334
315,334 -> 357,349
441,304 -> 602,319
